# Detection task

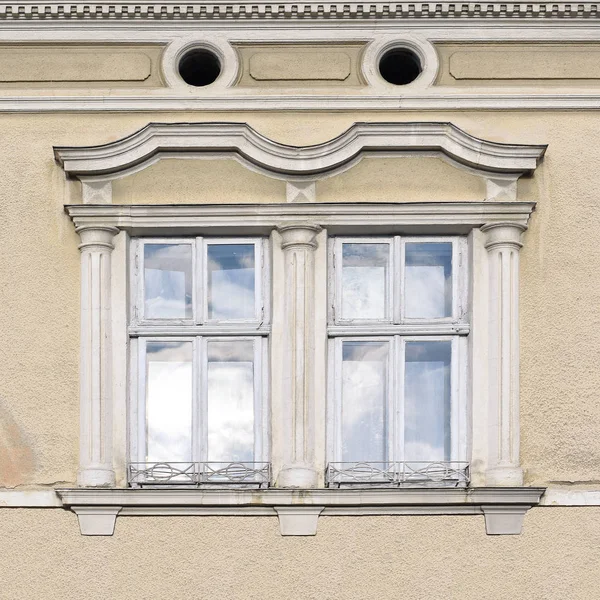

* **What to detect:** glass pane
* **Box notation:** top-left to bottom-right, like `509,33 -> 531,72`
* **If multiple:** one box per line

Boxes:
145,341 -> 193,462
341,341 -> 389,462
341,243 -> 389,320
207,341 -> 255,462
144,244 -> 193,319
404,242 -> 452,319
207,244 -> 256,321
404,341 -> 451,461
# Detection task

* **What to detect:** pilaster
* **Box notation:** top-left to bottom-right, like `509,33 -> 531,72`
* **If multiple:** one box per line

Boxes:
481,222 -> 526,487
275,223 -> 322,488
76,225 -> 119,487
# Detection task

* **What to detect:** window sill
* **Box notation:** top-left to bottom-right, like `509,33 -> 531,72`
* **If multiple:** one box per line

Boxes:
56,486 -> 545,536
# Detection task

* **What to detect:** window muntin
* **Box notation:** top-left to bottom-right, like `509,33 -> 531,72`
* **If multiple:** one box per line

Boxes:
328,235 -> 468,485
130,237 -> 270,487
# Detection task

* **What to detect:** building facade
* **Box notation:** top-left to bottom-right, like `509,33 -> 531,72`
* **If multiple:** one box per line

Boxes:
1,3 -> 600,598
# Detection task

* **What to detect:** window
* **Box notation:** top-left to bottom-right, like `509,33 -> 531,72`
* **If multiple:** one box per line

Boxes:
327,236 -> 469,487
128,237 -> 270,487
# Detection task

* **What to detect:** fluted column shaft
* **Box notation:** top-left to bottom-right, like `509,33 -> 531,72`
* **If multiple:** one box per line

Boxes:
276,223 -> 321,488
482,222 -> 526,486
76,226 -> 119,487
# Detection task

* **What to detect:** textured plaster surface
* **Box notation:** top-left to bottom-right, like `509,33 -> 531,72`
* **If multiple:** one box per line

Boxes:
0,508 -> 599,599
436,42 -> 600,87
0,111 -> 599,488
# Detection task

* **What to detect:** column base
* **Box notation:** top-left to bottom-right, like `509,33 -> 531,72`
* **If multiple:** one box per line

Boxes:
485,466 -> 524,487
77,467 -> 116,487
276,465 -> 318,488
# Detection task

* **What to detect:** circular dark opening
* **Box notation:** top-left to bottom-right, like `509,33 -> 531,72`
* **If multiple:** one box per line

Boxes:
379,48 -> 422,85
178,48 -> 221,87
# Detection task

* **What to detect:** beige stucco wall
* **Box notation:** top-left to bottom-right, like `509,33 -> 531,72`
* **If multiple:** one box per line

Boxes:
0,110 -> 597,490
0,507 -> 598,599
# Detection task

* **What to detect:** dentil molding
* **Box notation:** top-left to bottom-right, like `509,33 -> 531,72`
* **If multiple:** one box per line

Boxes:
2,2 -> 600,21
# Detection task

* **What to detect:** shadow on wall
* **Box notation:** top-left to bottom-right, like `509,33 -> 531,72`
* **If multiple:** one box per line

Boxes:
0,399 -> 34,487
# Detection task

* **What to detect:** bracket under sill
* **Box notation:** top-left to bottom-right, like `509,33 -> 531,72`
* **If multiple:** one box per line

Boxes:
57,487 -> 545,537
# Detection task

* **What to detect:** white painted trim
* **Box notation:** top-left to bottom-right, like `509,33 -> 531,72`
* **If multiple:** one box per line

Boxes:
12,487 -> 600,509
4,94 -> 600,113
54,122 -> 546,181
362,35 -> 439,91
161,35 -> 239,91
65,202 -> 536,233
2,2 -> 600,22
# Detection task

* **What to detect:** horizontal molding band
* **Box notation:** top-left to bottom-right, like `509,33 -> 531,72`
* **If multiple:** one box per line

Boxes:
327,324 -> 470,336
129,326 -> 271,336
4,95 -> 600,112
65,202 -> 537,234
1,2 -> 600,21
3,487 -> 600,508
57,487 -> 546,507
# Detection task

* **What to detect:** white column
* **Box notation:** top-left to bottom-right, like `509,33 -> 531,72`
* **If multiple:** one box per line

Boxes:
76,225 -> 119,487
481,222 -> 526,486
276,223 -> 322,488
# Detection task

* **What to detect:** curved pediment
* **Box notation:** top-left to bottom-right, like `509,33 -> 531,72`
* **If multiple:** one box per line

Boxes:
54,121 -> 546,182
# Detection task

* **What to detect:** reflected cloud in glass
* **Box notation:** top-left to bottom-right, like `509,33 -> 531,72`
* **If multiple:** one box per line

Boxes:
146,341 -> 193,462
207,244 -> 256,321
207,340 -> 255,462
341,243 -> 389,320
144,244 -> 193,319
405,242 -> 452,319
341,341 -> 389,462
404,341 -> 451,461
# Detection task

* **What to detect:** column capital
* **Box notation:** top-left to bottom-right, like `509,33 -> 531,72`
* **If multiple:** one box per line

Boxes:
75,225 -> 119,251
481,222 -> 527,251
277,222 -> 322,250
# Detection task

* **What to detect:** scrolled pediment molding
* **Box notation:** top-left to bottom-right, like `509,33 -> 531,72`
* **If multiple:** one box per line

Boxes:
54,122 -> 546,187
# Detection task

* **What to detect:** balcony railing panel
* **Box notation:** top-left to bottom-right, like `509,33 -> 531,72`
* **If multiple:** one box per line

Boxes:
326,461 -> 470,488
128,462 -> 271,488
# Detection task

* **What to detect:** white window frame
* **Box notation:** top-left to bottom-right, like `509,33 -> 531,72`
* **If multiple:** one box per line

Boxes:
327,235 -> 469,469
128,236 -> 271,472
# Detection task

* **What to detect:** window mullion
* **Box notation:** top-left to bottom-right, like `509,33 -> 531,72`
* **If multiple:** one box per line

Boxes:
393,236 -> 402,324
197,336 -> 207,463
195,236 -> 204,325
395,335 -> 405,466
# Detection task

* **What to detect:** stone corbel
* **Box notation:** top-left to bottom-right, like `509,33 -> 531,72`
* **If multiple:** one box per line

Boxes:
274,506 -> 324,536
73,506 -> 121,536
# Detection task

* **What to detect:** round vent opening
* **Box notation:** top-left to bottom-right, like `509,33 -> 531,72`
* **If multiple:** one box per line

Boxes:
178,48 -> 221,87
378,48 -> 422,85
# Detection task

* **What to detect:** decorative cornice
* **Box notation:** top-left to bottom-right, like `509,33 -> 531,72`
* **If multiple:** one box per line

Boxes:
65,202 -> 537,233
54,121 -> 546,180
1,2 -> 600,21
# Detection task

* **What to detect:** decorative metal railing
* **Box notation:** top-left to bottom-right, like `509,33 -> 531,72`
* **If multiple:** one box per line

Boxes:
326,461 -> 470,488
128,462 -> 271,488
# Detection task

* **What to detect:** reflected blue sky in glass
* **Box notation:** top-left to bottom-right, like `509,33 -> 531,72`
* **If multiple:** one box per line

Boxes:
405,242 -> 452,319
404,341 -> 451,461
146,341 -> 193,462
341,243 -> 389,320
207,341 -> 255,462
144,244 -> 193,319
207,244 -> 255,320
341,341 -> 389,462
